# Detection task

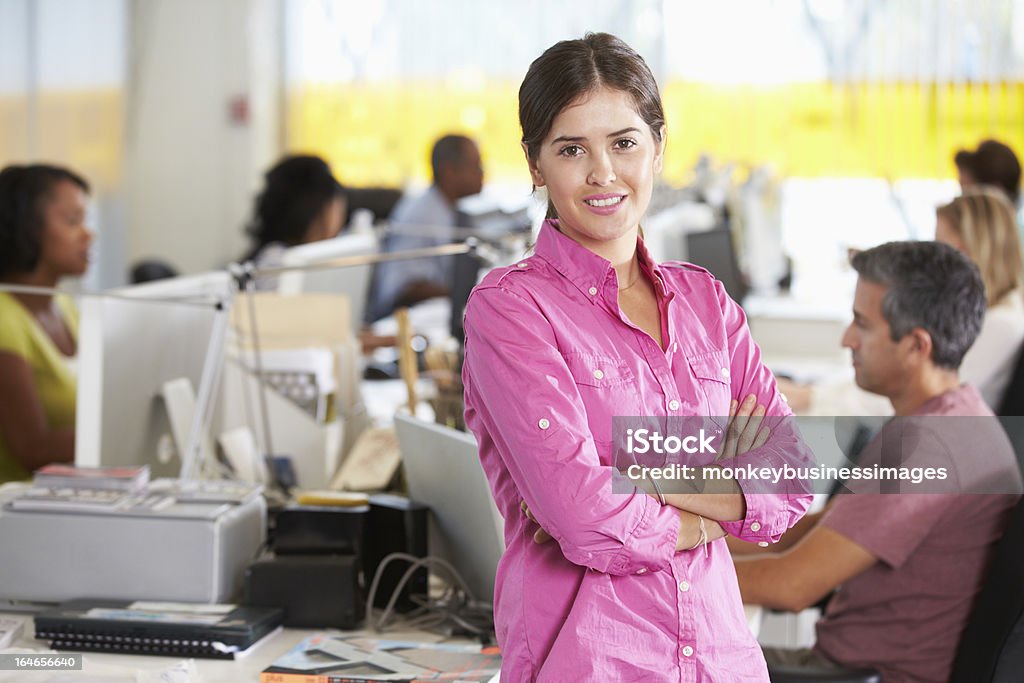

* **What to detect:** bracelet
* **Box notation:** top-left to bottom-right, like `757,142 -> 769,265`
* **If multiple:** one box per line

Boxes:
650,477 -> 666,506
687,515 -> 708,556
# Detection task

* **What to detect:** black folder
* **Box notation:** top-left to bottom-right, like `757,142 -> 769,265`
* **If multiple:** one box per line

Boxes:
35,599 -> 284,659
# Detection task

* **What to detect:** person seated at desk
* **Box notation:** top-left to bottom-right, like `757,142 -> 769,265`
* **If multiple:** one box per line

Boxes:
935,187 -> 1024,408
242,154 -> 347,286
0,164 -> 93,482
732,241 -> 1023,683
781,187 -> 1024,414
955,139 -> 1020,208
367,134 -> 483,322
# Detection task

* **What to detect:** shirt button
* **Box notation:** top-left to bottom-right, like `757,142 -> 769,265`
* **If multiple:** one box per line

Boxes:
750,522 -> 762,532
538,418 -> 550,430
588,286 -> 598,296
593,369 -> 604,380
758,541 -> 770,547
636,568 -> 647,575
517,262 -> 528,268
668,399 -> 680,411
720,367 -> 731,378
678,580 -> 690,592
682,645 -> 694,657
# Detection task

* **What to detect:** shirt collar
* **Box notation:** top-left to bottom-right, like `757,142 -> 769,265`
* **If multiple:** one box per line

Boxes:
534,219 -> 669,298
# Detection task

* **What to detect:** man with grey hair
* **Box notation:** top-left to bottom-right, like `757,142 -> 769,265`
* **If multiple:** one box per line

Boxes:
731,241 -> 1022,682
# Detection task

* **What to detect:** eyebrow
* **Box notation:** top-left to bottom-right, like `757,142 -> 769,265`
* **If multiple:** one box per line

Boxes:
550,127 -> 642,146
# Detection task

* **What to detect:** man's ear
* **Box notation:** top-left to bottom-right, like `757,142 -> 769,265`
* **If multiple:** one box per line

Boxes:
522,142 -> 545,187
908,327 -> 934,364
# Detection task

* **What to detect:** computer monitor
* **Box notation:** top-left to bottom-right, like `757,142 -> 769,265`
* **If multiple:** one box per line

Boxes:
276,231 -> 378,335
448,251 -> 484,343
75,271 -> 233,478
684,227 -> 749,303
393,413 -> 504,603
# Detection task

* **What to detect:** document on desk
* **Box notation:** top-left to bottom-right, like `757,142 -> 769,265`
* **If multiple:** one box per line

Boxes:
260,633 -> 500,682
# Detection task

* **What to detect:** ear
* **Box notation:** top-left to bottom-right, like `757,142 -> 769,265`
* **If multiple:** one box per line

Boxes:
907,328 -> 934,365
653,125 -> 667,174
522,142 -> 545,187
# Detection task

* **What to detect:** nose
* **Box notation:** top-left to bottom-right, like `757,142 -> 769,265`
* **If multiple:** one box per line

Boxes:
587,150 -> 616,186
840,323 -> 856,350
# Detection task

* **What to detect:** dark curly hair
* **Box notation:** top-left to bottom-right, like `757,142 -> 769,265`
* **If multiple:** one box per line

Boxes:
0,164 -> 90,277
244,155 -> 345,260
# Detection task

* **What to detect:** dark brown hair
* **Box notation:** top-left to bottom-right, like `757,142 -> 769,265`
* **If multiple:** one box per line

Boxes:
0,164 -> 90,276
519,33 -> 665,219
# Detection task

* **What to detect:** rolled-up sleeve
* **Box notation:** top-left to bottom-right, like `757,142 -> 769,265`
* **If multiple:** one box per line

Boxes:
463,284 -> 681,575
709,280 -> 815,543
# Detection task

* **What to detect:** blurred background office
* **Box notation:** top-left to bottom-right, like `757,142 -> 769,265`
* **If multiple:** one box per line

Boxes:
3,0 -> 1022,293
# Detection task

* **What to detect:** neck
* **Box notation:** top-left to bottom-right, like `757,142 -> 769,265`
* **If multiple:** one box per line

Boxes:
615,257 -> 642,291
436,183 -> 459,207
889,368 -> 961,416
0,270 -> 58,312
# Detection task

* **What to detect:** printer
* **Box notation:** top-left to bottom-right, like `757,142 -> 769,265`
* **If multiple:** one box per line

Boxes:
0,479 -> 265,604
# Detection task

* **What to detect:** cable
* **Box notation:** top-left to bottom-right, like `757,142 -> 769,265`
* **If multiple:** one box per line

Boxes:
366,553 -> 494,642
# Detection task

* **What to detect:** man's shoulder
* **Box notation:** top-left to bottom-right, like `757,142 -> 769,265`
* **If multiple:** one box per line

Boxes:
391,186 -> 447,224
917,384 -> 992,417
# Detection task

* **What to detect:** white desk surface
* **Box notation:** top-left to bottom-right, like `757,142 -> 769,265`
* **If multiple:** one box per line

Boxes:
0,606 -> 762,681
0,613 -> 496,682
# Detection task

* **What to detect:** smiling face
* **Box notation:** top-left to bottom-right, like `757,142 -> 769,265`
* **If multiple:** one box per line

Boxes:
524,87 -> 665,256
37,179 -> 93,278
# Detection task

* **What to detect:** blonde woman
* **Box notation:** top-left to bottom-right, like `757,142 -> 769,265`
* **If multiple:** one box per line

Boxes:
935,186 -> 1024,408
783,186 -> 1024,414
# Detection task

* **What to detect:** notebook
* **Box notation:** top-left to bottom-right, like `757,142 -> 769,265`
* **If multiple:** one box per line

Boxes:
34,599 -> 284,659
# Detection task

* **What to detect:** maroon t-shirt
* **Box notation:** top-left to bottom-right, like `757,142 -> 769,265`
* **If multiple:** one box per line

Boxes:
815,385 -> 1021,683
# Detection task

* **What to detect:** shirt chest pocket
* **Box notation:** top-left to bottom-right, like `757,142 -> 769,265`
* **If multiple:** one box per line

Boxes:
562,353 -> 635,388
688,350 -> 733,415
561,353 -> 639,445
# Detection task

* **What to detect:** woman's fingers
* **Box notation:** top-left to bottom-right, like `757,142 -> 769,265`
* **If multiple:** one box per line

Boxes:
736,404 -> 766,455
521,501 -> 553,544
722,394 -> 771,459
751,423 -> 771,450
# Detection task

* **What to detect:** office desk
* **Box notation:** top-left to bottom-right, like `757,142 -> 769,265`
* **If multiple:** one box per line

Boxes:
0,612 -> 498,682
1,607 -> 762,681
745,293 -> 850,367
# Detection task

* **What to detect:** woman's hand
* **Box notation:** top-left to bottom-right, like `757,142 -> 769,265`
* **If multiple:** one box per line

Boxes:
521,500 -> 553,544
718,394 -> 770,461
521,394 -> 772,546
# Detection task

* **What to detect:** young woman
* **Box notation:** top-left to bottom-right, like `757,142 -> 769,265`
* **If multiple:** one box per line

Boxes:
242,154 -> 347,279
0,164 -> 93,482
462,34 -> 812,680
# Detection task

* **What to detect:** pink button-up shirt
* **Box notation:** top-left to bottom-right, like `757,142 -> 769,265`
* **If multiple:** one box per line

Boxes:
463,221 -> 813,682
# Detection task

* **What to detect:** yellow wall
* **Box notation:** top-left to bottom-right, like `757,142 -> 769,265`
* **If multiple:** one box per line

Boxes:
0,90 -> 122,191
4,81 -> 1020,192
287,80 -> 1024,186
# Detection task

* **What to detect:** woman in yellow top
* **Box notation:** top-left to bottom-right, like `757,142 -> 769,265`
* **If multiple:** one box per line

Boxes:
0,164 -> 93,482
